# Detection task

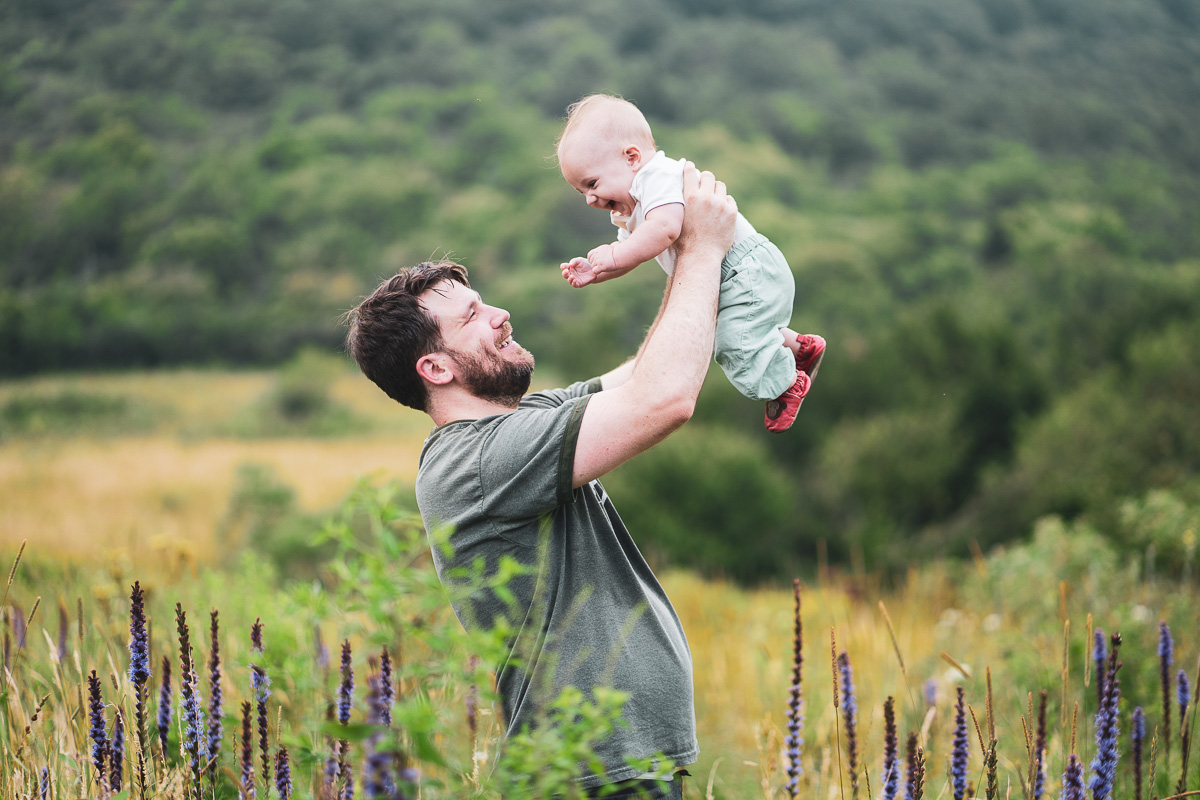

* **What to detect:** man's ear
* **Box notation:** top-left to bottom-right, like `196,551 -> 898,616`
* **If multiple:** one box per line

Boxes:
416,353 -> 454,387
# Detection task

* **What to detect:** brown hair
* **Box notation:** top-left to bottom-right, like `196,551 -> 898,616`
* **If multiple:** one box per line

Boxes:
343,261 -> 470,411
556,94 -> 656,163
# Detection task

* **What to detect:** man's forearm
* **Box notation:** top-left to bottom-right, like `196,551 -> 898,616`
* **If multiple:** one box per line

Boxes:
599,275 -> 674,391
626,242 -> 721,407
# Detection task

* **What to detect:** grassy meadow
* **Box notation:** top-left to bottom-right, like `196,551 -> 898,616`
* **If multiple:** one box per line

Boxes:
1,364 -> 1197,799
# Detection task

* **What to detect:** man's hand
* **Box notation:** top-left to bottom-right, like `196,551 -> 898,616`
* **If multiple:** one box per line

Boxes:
561,257 -> 597,288
674,161 -> 737,264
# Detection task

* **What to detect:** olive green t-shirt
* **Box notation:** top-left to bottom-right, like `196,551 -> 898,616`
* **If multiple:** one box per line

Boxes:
415,379 -> 698,789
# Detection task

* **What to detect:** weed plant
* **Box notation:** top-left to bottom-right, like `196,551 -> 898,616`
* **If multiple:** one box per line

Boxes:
1,483 -> 1197,799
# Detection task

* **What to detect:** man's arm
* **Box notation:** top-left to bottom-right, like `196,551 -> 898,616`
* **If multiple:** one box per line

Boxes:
571,165 -> 735,488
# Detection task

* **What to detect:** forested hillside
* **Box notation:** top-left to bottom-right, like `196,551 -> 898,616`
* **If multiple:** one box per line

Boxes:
3,0 -> 1199,578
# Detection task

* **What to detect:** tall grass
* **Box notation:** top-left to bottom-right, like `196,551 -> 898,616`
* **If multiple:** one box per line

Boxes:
2,483 -> 1198,799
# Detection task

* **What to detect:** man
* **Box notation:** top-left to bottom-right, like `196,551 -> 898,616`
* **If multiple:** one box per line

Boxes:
344,165 -> 736,798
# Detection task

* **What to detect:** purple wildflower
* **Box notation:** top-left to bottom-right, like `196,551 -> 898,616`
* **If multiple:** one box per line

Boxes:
1181,665 -> 1195,797
1160,621 -> 1173,753
110,709 -> 125,793
157,655 -> 172,754
128,582 -> 150,685
1131,707 -> 1145,800
882,696 -> 899,800
1060,753 -> 1085,800
1093,629 -> 1106,709
128,582 -> 150,795
239,701 -> 255,800
923,679 -> 938,708
339,640 -> 355,725
1034,690 -> 1048,800
176,603 -> 205,796
904,732 -> 925,800
951,686 -> 969,800
1089,633 -> 1122,800
380,647 -> 394,727
208,610 -> 224,783
838,651 -> 860,800
39,767 -> 49,800
785,580 -> 804,798
87,670 -> 107,793
275,747 -> 292,800
1179,669 -> 1191,729
362,672 -> 396,798
251,620 -> 271,799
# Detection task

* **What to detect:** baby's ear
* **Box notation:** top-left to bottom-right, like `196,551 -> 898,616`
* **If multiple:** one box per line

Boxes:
624,145 -> 643,168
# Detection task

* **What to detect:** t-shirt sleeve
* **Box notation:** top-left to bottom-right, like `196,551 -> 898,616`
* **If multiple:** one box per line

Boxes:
477,394 -> 592,523
519,378 -> 602,410
632,157 -> 685,216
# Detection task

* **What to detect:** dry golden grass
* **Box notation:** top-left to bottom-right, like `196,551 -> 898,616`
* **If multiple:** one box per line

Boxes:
0,368 -> 431,564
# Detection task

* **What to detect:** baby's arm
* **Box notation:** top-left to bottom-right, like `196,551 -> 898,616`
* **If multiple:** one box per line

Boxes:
564,203 -> 686,287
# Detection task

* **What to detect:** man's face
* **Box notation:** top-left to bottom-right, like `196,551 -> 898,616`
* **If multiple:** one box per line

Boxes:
421,280 -> 534,406
559,132 -> 638,217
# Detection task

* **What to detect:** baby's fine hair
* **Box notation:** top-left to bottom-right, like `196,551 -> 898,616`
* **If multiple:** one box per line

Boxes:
557,94 -> 657,160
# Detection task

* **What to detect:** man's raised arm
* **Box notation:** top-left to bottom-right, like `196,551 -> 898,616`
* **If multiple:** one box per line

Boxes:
571,165 -> 737,488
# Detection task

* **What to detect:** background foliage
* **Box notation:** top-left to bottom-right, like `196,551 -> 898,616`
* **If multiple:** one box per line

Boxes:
2,0 -> 1199,579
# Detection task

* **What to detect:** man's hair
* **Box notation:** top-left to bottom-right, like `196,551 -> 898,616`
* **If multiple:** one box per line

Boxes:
556,94 -> 656,162
343,260 -> 470,412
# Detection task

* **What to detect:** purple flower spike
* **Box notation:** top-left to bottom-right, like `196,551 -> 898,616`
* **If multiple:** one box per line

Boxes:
1093,629 -> 1106,708
208,609 -> 224,784
1088,633 -> 1122,800
128,582 -> 150,686
157,655 -> 172,753
837,651 -> 860,800
1160,621 -> 1173,753
882,696 -> 899,800
1060,753 -> 1085,800
239,701 -> 254,800
87,670 -> 107,792
176,604 -> 204,795
1033,690 -> 1047,800
1131,706 -> 1145,800
339,640 -> 355,725
785,580 -> 804,798
110,709 -> 125,793
380,647 -> 394,728
275,747 -> 292,800
951,687 -> 969,800
1178,669 -> 1190,726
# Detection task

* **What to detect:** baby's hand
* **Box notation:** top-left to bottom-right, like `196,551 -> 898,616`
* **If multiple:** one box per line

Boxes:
561,257 -> 597,288
586,244 -> 618,276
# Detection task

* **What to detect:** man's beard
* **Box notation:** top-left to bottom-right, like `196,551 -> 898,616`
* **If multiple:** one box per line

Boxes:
449,343 -> 534,407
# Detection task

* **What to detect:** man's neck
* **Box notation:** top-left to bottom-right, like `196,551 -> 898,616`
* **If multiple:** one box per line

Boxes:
427,392 -> 519,427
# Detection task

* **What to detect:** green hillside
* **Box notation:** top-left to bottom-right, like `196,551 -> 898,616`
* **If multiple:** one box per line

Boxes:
2,0 -> 1199,578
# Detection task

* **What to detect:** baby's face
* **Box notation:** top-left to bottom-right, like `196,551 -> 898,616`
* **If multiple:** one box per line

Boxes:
559,134 -> 638,217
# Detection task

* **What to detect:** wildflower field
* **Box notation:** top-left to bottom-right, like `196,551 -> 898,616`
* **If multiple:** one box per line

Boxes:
1,368 -> 1198,799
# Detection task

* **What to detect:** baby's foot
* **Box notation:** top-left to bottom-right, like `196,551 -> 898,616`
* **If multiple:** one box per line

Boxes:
764,371 -> 812,434
790,334 -> 826,380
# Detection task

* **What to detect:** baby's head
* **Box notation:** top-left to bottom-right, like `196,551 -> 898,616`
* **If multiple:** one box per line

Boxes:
556,94 -> 657,216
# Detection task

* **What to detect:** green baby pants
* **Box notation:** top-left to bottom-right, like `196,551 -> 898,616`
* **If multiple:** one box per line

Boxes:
714,234 -> 797,402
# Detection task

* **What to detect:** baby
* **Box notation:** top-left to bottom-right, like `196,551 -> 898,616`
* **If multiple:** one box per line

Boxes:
556,94 -> 824,432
